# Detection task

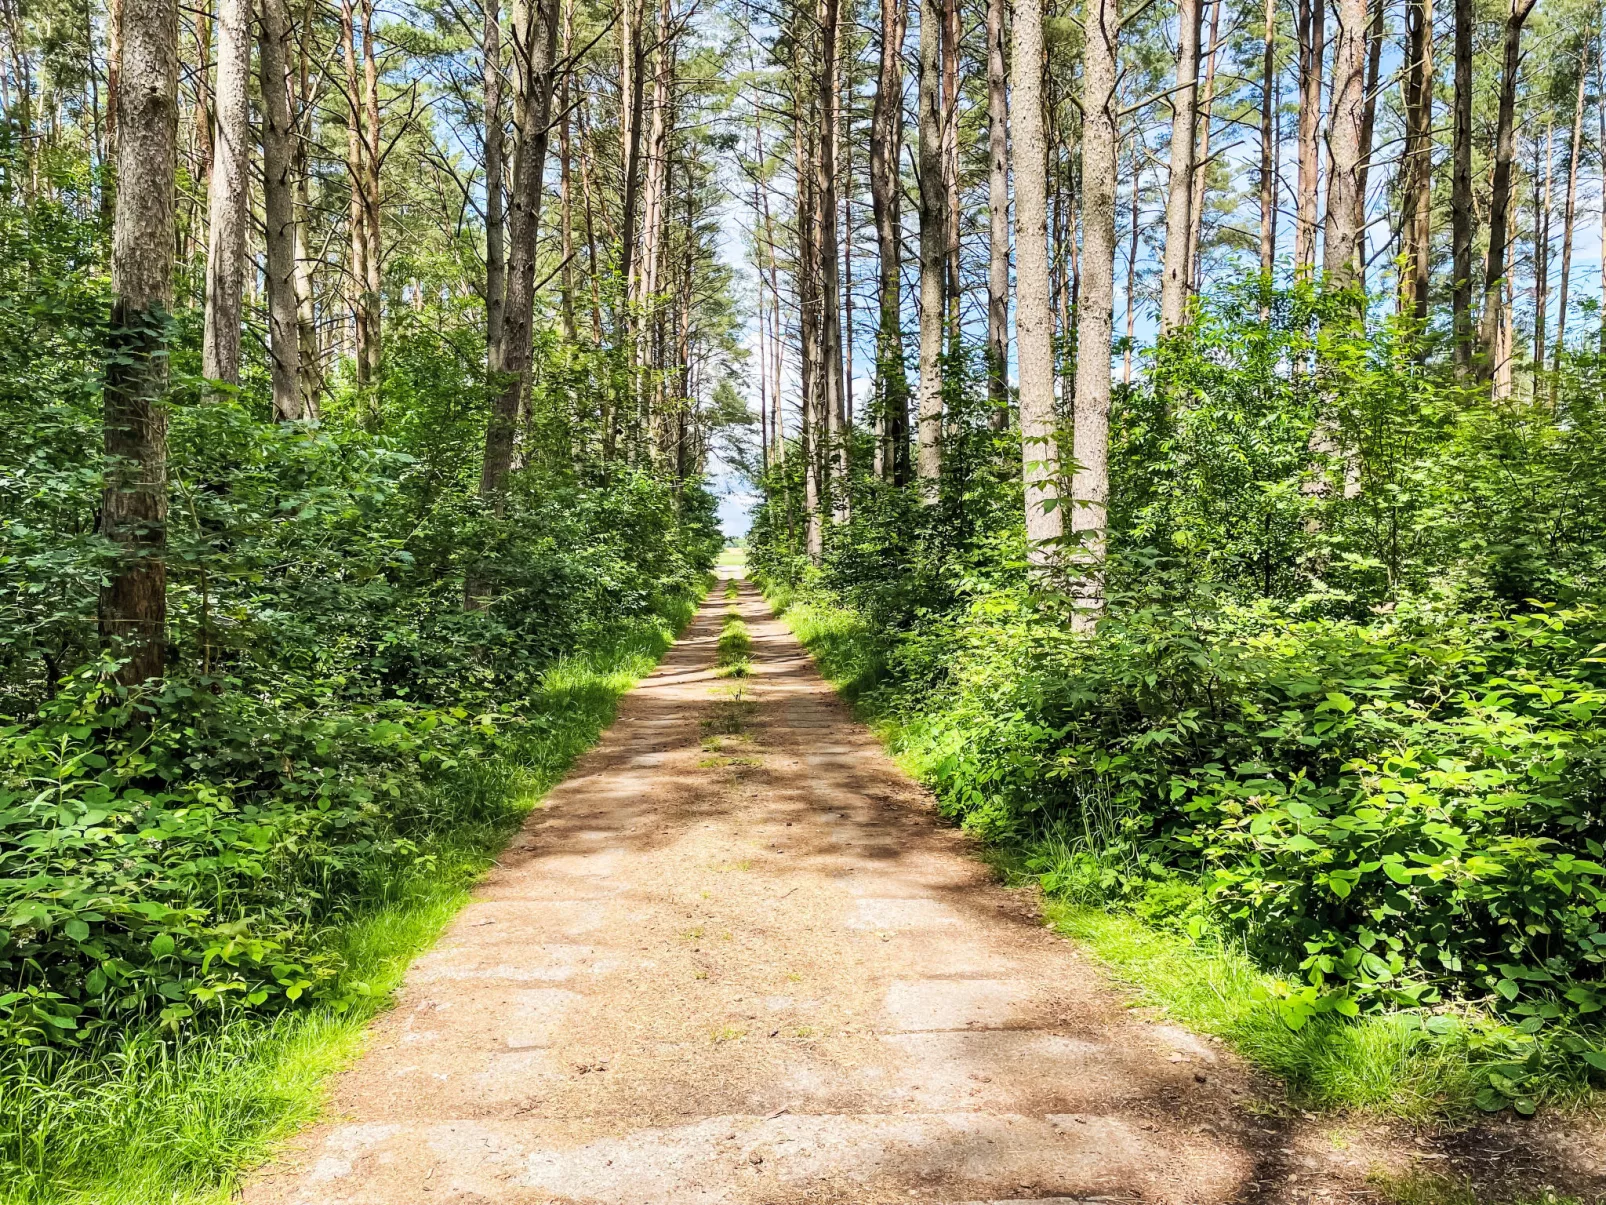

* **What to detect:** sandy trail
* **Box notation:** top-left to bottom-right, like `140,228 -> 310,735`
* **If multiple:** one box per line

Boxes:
244,578 -> 1603,1205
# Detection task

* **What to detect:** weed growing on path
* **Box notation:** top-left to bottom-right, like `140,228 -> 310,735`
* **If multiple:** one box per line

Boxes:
715,611 -> 752,678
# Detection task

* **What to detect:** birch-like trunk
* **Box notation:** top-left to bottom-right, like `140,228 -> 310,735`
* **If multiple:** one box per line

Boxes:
1321,0 -> 1366,286
1158,0 -> 1199,332
101,0 -> 176,684
1071,0 -> 1118,630
200,0 -> 248,385
260,0 -> 302,420
915,0 -> 945,493
1012,0 -> 1062,569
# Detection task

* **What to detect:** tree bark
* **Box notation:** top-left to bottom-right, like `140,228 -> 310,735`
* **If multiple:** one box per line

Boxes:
870,0 -> 908,481
1259,0 -> 1277,285
361,0 -> 381,385
1533,120 -> 1552,378
1159,0 -> 1200,333
1186,0 -> 1221,293
101,0 -> 176,684
1477,0 -> 1538,384
200,0 -> 248,385
1322,0 -> 1366,286
260,0 -> 302,420
916,0 -> 945,492
1400,0 -> 1432,325
941,0 -> 960,341
479,0 -> 558,504
1012,0 -> 1063,568
1072,0 -> 1118,629
341,0 -> 369,383
1553,55 -> 1587,370
986,0 -> 1009,425
796,80 -> 824,560
484,0 -> 506,368
818,0 -> 848,522
1294,0 -> 1323,273
558,0 -> 575,343
1451,0 -> 1474,374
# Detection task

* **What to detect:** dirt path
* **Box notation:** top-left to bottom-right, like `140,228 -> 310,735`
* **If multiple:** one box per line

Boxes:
245,578 -> 1603,1205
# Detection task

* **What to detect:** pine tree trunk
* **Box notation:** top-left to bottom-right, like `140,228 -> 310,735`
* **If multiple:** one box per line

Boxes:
341,0 -> 369,384
1012,0 -> 1063,568
1259,0 -> 1276,286
817,0 -> 848,522
1478,0 -> 1538,384
1322,0 -> 1366,286
201,0 -> 248,386
870,0 -> 908,481
941,0 -> 960,342
1071,0 -> 1118,630
986,0 -> 1008,426
260,0 -> 302,420
361,0 -> 382,384
1533,121 -> 1552,378
1158,0 -> 1199,332
796,83 -> 824,561
101,0 -> 176,684
1552,57 -> 1586,370
1401,0 -> 1432,324
480,0 -> 558,505
484,0 -> 505,369
1451,0 -> 1474,374
558,0 -> 576,343
1294,0 -> 1323,273
916,0 -> 945,493
1187,0 -> 1221,293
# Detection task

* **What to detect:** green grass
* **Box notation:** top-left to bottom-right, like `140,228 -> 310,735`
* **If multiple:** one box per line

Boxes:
763,583 -> 1598,1123
0,604 -> 693,1205
715,611 -> 752,678
1367,1170 -> 1590,1205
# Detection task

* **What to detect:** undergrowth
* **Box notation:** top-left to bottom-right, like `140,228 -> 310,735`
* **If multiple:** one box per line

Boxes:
0,602 -> 693,1204
767,585 -> 1606,1121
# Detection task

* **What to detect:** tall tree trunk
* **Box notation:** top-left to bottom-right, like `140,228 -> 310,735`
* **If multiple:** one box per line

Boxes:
201,0 -> 248,385
292,18 -> 320,411
1159,0 -> 1199,332
618,0 -> 646,313
1355,0 -> 1383,202
818,0 -> 848,522
796,84 -> 824,561
1322,0 -> 1366,286
101,0 -> 176,684
361,0 -> 382,385
1072,0 -> 1118,630
260,0 -> 302,420
479,0 -> 558,505
986,0 -> 1009,426
871,0 -> 908,481
1552,55 -> 1586,371
1294,0 -> 1323,273
341,0 -> 369,384
1451,0 -> 1474,374
1259,0 -> 1276,285
941,0 -> 960,341
1400,0 -> 1432,325
1013,0 -> 1063,568
1533,120 -> 1552,378
484,0 -> 505,368
1123,152 -> 1139,383
558,0 -> 575,342
1477,0 -> 1539,384
916,0 -> 945,492
1187,0 -> 1221,292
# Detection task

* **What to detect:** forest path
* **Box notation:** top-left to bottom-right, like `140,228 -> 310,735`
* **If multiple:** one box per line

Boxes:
246,575 -> 1470,1205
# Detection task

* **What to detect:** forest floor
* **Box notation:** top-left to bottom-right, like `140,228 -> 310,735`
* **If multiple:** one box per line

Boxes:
241,575 -> 1606,1205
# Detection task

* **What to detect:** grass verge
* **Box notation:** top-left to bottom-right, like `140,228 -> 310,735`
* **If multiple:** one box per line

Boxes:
764,584 -> 1598,1123
0,599 -> 696,1205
